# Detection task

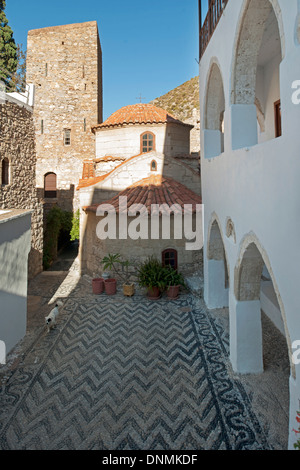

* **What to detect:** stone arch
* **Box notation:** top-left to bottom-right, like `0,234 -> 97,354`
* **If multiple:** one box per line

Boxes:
233,232 -> 294,378
205,214 -> 229,309
230,0 -> 284,148
203,59 -> 225,158
44,172 -> 57,199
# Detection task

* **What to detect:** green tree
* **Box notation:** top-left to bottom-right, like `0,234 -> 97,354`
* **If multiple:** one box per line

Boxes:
0,0 -> 18,91
11,43 -> 26,92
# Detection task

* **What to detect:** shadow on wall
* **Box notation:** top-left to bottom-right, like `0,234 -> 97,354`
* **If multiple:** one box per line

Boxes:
78,116 -> 202,280
37,185 -> 75,215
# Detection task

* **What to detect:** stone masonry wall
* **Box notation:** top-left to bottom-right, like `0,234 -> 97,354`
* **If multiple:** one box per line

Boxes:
80,212 -> 203,280
26,21 -> 103,213
0,98 -> 44,279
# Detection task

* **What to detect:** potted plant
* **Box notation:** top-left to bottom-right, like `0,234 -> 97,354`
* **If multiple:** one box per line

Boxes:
137,256 -> 166,300
101,253 -> 135,296
164,265 -> 186,299
92,277 -> 104,295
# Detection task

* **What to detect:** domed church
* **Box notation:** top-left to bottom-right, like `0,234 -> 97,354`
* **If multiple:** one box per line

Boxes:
77,103 -> 202,278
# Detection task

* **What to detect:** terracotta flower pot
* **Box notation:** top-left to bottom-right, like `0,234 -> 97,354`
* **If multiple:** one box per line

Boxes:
147,286 -> 161,300
167,285 -> 180,299
92,278 -> 104,295
105,278 -> 117,295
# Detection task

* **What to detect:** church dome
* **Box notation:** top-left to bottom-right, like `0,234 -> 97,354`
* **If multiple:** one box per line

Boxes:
92,103 -> 188,130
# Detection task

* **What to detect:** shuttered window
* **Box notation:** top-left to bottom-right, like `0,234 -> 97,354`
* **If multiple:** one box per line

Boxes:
44,173 -> 57,198
1,158 -> 9,185
64,129 -> 71,146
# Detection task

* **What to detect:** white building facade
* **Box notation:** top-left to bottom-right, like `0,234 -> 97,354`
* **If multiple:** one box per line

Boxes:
199,0 -> 300,449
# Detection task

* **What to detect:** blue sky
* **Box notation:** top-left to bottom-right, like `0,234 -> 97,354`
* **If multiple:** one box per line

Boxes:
5,0 -> 206,121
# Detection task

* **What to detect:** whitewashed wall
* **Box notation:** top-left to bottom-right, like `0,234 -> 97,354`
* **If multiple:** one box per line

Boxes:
95,122 -> 192,159
0,210 -> 32,355
199,0 -> 300,449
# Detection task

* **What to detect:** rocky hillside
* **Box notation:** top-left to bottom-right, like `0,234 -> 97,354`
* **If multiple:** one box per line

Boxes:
150,76 -> 200,154
150,76 -> 199,122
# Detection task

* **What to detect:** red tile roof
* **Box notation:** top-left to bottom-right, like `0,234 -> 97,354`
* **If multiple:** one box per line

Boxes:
81,160 -> 95,180
83,174 -> 202,214
93,156 -> 126,163
92,103 -> 192,131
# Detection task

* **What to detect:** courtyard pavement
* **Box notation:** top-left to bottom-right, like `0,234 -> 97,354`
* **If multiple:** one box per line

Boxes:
0,247 -> 290,450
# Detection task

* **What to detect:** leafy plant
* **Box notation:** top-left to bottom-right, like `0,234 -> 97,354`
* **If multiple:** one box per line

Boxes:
293,402 -> 300,450
137,256 -> 167,290
101,253 -> 133,284
164,264 -> 186,288
70,209 -> 80,241
43,206 -> 72,269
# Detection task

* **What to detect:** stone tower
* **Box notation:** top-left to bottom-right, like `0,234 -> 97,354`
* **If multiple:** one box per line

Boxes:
26,21 -> 103,212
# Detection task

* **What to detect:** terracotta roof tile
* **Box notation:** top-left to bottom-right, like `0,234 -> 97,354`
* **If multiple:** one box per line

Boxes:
93,156 -> 126,163
83,175 -> 202,214
92,103 -> 192,131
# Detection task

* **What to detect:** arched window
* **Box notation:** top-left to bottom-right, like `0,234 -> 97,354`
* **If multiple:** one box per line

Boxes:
150,160 -> 157,172
44,172 -> 57,198
162,249 -> 178,270
141,132 -> 155,153
1,158 -> 10,185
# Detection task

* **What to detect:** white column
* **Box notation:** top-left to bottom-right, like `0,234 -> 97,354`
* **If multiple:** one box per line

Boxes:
231,104 -> 258,150
229,291 -> 263,374
203,129 -> 222,159
204,258 -> 229,309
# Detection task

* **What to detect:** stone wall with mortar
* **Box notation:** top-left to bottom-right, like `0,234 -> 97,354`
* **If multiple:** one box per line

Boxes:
0,98 -> 44,279
80,211 -> 203,280
26,21 -> 103,213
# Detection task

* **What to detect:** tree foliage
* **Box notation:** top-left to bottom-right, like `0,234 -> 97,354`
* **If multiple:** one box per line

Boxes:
0,0 -> 18,91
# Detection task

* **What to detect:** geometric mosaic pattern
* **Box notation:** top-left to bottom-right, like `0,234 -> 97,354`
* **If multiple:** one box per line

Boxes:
0,294 -> 271,450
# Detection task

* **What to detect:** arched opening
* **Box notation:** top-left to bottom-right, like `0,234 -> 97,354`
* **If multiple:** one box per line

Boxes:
44,172 -> 57,199
1,158 -> 10,185
150,160 -> 157,172
231,0 -> 283,149
231,238 -> 290,447
203,62 -> 225,159
205,218 -> 229,309
162,249 -> 178,271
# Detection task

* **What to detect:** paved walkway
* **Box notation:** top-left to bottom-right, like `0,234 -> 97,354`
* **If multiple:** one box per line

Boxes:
0,251 -> 289,450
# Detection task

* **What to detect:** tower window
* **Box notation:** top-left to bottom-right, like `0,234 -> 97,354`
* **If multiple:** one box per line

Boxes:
84,118 -> 87,132
141,132 -> 155,153
64,129 -> 71,146
1,158 -> 10,186
41,119 -> 44,135
45,63 -> 48,77
44,172 -> 57,198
